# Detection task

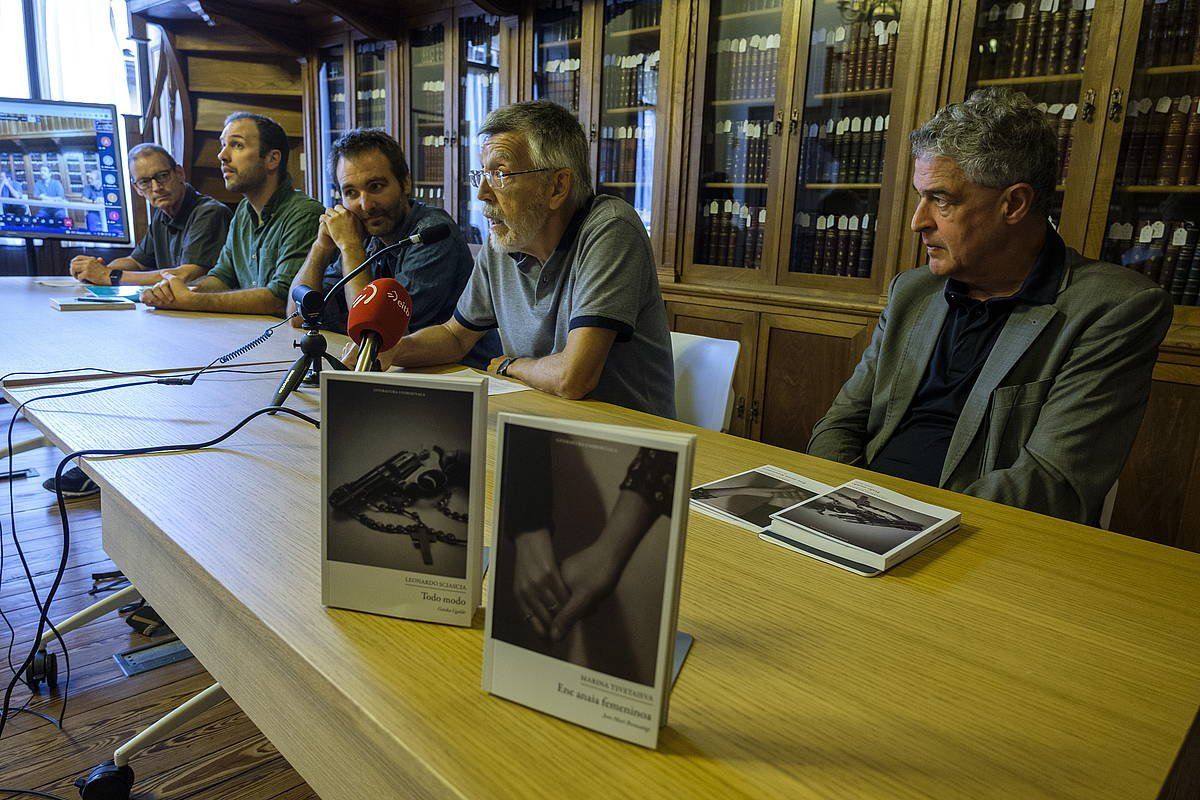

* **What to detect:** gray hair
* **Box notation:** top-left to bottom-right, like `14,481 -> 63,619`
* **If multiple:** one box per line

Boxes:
127,142 -> 177,170
910,88 -> 1057,215
479,100 -> 593,212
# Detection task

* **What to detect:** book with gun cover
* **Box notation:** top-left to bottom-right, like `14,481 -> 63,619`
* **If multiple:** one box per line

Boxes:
690,465 -> 832,532
482,413 -> 696,748
321,371 -> 486,626
763,479 -> 960,576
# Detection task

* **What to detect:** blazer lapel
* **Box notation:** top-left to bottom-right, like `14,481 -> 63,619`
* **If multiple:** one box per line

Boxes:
870,292 -> 947,459
939,304 -> 1059,485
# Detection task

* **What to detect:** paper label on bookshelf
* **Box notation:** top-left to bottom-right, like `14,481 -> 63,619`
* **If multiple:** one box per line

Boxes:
1052,0 -> 1061,10
838,215 -> 849,230
1174,227 -> 1190,247
817,215 -> 827,231
1156,96 -> 1173,114
849,215 -> 860,231
1048,103 -> 1064,114
814,27 -> 827,45
1006,2 -> 1021,19
887,20 -> 899,34
750,34 -> 761,49
739,38 -> 748,53
1152,220 -> 1166,239
1063,103 -> 1077,120
1116,222 -> 1133,241
1036,102 -> 1049,113
1107,222 -> 1121,239
863,116 -> 874,133
988,4 -> 1002,21
1039,0 -> 1053,11
759,209 -> 767,223
835,26 -> 847,43
1179,96 -> 1193,114
710,200 -> 719,214
862,213 -> 871,228
1085,0 -> 1095,10
724,200 -> 733,214
1139,225 -> 1154,243
1137,98 -> 1153,115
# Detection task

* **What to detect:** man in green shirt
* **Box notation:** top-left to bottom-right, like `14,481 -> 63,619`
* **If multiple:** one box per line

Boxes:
141,112 -> 322,316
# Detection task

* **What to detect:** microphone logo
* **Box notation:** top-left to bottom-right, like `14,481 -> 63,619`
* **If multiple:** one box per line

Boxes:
385,289 -> 412,319
351,283 -> 378,307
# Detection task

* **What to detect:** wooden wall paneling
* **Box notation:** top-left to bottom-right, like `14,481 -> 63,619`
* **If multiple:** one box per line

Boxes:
1111,362 -> 1200,552
386,40 -> 403,142
582,0 -> 604,185
499,14 -> 521,106
170,20 -> 299,56
446,15 -> 463,222
665,301 -> 759,437
751,310 -> 874,452
300,55 -> 322,199
1054,0 -> 1128,250
186,55 -> 303,97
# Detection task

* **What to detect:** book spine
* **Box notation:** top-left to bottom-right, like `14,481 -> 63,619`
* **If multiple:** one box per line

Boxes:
1179,103 -> 1200,185
1185,246 -> 1200,305
857,216 -> 874,278
1062,4 -> 1081,73
1159,100 -> 1189,185
1124,103 -> 1149,185
1170,234 -> 1195,302
1031,5 -> 1051,75
1144,0 -> 1166,67
1139,104 -> 1169,185
1013,9 -> 1036,76
822,217 -> 838,275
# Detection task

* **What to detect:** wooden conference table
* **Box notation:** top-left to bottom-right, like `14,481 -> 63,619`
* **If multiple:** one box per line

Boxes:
3,277 -> 1199,799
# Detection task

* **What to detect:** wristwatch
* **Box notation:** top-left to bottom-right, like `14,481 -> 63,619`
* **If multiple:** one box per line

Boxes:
496,356 -> 518,376
108,269 -> 123,286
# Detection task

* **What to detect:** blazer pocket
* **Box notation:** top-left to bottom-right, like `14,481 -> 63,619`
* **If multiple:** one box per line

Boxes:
982,378 -> 1055,472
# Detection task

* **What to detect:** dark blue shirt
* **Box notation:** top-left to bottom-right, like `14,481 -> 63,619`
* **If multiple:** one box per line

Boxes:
320,201 -> 500,368
868,227 -> 1066,486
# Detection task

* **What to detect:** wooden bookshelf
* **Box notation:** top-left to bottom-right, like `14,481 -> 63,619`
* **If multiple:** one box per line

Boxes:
973,73 -> 1083,87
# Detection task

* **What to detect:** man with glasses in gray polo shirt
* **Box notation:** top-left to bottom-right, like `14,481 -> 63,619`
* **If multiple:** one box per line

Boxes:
375,100 -> 675,419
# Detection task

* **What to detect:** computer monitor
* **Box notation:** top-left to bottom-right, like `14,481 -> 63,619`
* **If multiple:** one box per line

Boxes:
0,97 -> 131,244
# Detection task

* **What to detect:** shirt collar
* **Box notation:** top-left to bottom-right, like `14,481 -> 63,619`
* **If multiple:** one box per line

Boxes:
255,174 -> 295,226
944,224 -> 1066,309
164,184 -> 200,231
505,195 -> 595,274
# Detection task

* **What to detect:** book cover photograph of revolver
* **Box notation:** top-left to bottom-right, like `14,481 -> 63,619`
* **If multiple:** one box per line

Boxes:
320,371 -> 487,625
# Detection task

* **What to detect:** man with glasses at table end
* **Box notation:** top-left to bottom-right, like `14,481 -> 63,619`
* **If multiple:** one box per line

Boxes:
69,143 -> 232,288
372,100 -> 676,419
808,88 -> 1172,526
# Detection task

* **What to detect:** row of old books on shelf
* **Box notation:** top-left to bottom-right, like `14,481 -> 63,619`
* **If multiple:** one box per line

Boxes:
719,0 -> 783,13
602,50 -> 661,109
1119,95 -> 1200,187
714,117 -> 773,184
711,35 -> 781,101
604,0 -> 662,31
790,212 -> 875,278
798,115 -> 890,185
412,184 -> 444,209
974,0 -> 1094,80
697,200 -> 766,269
419,81 -> 445,116
599,126 -> 653,183
417,136 -> 446,180
1138,0 -> 1200,67
816,19 -> 899,95
1038,102 -> 1077,184
1103,220 -> 1200,305
413,39 -> 445,66
540,58 -> 582,111
460,16 -> 500,64
538,0 -> 582,42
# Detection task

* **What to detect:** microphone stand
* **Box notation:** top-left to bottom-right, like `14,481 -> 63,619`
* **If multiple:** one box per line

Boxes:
269,239 -> 409,408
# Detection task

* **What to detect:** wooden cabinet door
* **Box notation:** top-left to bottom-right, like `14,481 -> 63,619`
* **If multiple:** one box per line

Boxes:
665,301 -> 758,437
751,310 -> 874,451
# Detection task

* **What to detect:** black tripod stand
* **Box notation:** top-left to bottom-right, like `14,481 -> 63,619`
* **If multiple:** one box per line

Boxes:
271,295 -> 347,407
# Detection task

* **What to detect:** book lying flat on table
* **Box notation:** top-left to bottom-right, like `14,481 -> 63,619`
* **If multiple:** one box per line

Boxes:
690,465 -> 832,532
762,479 -> 960,577
50,296 -> 135,311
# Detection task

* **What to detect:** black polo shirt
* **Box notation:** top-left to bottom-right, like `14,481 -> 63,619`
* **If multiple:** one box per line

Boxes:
128,184 -> 232,270
868,227 -> 1066,486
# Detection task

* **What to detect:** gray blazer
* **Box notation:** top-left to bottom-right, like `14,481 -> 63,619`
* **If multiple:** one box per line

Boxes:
808,249 -> 1173,525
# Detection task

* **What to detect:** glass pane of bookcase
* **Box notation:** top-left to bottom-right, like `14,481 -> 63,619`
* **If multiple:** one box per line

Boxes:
410,24 -> 446,210
694,0 -> 785,271
598,0 -> 662,232
1098,9 -> 1200,308
965,0 -> 1102,227
317,44 -> 346,206
354,41 -> 388,131
788,0 -> 901,278
533,0 -> 583,115
458,12 -> 502,245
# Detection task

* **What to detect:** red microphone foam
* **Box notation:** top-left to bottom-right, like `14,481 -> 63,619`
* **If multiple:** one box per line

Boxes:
347,278 -> 412,351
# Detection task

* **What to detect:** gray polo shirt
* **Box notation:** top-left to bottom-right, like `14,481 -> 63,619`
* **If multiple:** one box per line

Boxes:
454,194 -> 676,419
128,185 -> 232,270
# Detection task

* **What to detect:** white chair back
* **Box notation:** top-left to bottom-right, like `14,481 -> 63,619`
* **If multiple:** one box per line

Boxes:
670,331 -> 740,431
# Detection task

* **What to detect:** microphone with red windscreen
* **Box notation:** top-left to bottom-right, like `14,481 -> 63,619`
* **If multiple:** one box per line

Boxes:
346,278 -> 412,371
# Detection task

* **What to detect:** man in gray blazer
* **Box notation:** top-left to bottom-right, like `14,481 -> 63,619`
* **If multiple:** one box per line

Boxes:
808,88 -> 1173,526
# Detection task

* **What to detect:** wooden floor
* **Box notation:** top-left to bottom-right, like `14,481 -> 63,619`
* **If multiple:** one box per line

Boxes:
0,415 -> 317,799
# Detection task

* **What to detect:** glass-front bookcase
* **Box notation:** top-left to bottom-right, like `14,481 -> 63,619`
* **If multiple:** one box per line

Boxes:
410,22 -> 447,211
597,0 -> 663,232
533,0 -> 584,116
355,40 -> 388,130
685,0 -> 789,284
1097,6 -> 1200,308
458,11 -> 502,244
317,44 -> 347,206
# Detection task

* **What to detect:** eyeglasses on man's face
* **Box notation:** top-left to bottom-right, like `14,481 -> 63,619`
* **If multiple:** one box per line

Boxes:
467,167 -> 559,190
132,169 -> 175,191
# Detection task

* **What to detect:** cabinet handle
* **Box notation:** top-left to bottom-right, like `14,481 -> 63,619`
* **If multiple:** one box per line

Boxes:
1107,88 -> 1124,122
735,396 -> 746,418
589,123 -> 597,142
1080,88 -> 1096,123
749,399 -> 760,424
789,109 -> 799,135
773,112 -> 784,136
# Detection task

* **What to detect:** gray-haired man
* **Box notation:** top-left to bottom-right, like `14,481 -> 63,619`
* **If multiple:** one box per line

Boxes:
808,88 -> 1172,526
376,100 -> 676,419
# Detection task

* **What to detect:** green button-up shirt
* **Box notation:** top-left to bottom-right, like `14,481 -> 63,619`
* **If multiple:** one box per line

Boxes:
208,175 -> 323,300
